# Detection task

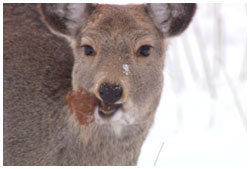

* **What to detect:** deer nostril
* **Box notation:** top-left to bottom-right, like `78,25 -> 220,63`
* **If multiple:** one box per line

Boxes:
99,83 -> 123,104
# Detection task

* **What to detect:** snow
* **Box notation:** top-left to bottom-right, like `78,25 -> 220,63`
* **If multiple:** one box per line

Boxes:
137,4 -> 248,167
122,64 -> 130,76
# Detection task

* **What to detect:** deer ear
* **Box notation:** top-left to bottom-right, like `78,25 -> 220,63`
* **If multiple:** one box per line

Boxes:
39,3 -> 97,38
145,3 -> 196,38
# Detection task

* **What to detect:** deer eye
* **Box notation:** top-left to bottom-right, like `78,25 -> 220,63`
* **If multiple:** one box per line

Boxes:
137,45 -> 151,57
82,45 -> 95,56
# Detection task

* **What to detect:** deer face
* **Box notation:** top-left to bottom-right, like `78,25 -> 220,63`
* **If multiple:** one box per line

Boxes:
40,3 -> 196,129
69,5 -> 165,127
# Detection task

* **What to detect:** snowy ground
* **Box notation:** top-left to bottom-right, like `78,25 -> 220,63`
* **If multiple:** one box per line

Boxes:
137,4 -> 248,167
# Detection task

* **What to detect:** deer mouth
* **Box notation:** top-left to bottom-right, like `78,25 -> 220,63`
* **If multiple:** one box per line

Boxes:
98,101 -> 122,118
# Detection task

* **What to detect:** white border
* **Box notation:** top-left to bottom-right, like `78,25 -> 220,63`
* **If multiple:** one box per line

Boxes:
1,1 -> 249,168
1,0 -> 249,4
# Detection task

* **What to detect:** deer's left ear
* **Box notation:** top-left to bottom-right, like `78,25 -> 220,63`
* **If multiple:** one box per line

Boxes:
145,3 -> 196,38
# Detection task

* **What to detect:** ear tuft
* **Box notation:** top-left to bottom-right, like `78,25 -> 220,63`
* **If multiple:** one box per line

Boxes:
39,4 -> 97,38
145,3 -> 196,38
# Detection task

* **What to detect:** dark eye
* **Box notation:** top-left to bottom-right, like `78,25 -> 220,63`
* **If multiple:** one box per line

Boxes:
82,45 -> 95,56
137,45 -> 151,57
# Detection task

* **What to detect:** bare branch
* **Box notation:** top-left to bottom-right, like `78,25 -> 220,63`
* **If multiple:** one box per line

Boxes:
181,33 -> 200,81
193,21 -> 217,98
154,142 -> 165,166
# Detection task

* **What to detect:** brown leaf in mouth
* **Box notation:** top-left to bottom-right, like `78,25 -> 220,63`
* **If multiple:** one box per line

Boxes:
66,88 -> 98,126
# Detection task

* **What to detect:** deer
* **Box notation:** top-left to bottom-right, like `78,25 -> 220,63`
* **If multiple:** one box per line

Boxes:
3,3 -> 196,165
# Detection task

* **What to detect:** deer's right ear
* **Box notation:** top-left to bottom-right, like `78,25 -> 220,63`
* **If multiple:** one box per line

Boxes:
39,4 -> 97,39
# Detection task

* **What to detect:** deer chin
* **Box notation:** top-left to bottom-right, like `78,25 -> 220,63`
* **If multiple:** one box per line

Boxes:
94,99 -> 137,129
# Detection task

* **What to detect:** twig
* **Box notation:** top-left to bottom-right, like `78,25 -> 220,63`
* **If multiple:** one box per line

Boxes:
218,57 -> 247,131
171,39 -> 185,91
193,21 -> 217,98
240,41 -> 247,81
212,4 -> 247,131
154,142 -> 165,166
213,4 -> 224,77
181,33 -> 199,81
165,50 -> 176,84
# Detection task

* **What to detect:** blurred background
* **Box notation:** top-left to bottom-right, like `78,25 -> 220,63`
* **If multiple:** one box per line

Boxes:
137,3 -> 248,167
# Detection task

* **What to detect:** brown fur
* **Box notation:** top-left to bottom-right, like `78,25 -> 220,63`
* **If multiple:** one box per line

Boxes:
3,3 -> 196,165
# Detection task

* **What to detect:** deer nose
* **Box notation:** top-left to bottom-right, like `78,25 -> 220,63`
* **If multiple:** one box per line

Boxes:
99,83 -> 123,104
